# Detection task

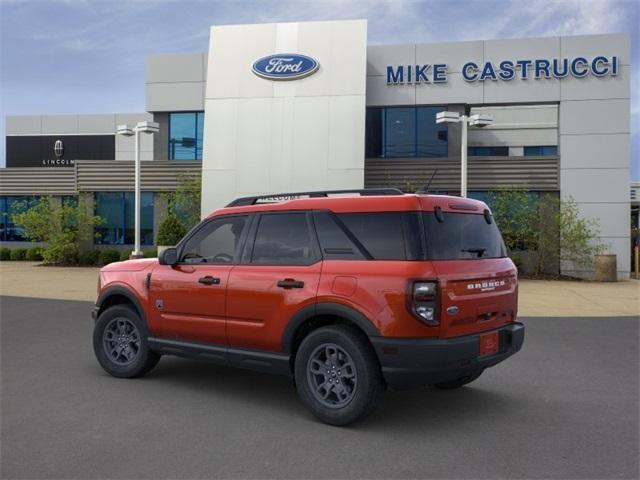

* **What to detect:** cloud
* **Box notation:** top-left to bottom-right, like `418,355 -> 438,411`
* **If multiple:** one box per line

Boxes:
1,0 -> 638,176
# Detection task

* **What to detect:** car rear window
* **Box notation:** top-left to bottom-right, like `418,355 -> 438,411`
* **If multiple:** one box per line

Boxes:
336,212 -> 422,260
423,212 -> 506,260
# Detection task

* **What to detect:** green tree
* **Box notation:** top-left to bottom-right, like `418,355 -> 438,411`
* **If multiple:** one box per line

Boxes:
487,187 -> 537,251
488,188 -> 605,276
165,173 -> 201,230
157,213 -> 187,246
557,197 -> 605,271
11,197 -> 103,265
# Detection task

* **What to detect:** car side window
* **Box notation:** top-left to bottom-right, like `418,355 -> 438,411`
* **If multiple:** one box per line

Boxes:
313,212 -> 366,260
180,216 -> 247,264
250,213 -> 316,265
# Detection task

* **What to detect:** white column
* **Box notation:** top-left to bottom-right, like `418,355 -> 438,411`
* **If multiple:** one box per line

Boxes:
460,115 -> 468,198
133,128 -> 142,257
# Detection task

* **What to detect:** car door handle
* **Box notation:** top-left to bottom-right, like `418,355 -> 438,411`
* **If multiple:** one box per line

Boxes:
198,276 -> 221,285
277,279 -> 305,289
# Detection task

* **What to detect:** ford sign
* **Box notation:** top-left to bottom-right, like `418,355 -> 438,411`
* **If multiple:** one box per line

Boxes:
252,54 -> 319,80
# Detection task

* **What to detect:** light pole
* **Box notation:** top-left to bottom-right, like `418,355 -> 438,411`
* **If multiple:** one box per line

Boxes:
116,121 -> 159,258
436,111 -> 493,198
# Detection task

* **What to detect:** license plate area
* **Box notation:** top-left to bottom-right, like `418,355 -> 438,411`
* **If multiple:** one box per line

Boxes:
479,331 -> 499,357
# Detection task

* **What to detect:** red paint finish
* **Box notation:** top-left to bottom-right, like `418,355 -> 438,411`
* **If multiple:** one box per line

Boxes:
225,263 -> 322,351
96,193 -> 518,355
148,264 -> 233,344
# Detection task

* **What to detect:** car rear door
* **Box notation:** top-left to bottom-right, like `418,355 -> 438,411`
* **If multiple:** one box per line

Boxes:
423,211 -> 517,338
225,211 -> 322,352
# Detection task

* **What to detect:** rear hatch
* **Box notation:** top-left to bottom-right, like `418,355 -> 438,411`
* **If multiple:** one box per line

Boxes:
422,211 -> 517,338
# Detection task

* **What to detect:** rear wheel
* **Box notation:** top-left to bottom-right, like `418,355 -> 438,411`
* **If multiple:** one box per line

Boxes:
93,305 -> 160,378
295,325 -> 384,426
433,370 -> 483,389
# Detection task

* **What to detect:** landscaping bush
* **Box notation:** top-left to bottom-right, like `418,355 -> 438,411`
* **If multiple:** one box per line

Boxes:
143,249 -> 158,258
157,213 -> 187,246
26,247 -> 43,261
79,249 -> 101,266
120,250 -> 132,261
0,248 -> 11,261
11,196 -> 102,265
10,248 -> 27,261
99,250 -> 121,266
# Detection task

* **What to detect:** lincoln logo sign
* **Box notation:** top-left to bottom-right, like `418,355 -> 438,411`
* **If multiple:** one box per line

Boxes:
386,55 -> 620,84
252,54 -> 319,80
54,139 -> 64,158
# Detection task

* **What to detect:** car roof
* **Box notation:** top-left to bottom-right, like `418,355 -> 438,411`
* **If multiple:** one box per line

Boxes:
208,194 -> 490,218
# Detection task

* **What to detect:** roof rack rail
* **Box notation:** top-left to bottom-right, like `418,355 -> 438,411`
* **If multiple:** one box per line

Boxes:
225,188 -> 404,207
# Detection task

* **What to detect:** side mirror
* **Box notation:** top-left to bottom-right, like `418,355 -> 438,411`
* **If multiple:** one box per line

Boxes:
159,247 -> 178,266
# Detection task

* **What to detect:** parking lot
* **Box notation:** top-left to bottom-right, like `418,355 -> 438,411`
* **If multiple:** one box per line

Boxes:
1,295 -> 638,479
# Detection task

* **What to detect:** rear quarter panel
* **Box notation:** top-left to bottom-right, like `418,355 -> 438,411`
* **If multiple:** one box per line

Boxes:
317,260 -> 441,338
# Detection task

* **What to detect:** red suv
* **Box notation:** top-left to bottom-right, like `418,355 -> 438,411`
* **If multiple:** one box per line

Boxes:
92,189 -> 524,425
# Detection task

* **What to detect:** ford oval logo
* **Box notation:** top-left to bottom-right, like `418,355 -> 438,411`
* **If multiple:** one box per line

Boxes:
252,54 -> 319,81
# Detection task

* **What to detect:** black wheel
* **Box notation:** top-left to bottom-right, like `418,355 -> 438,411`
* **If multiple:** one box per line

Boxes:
294,325 -> 384,426
433,370 -> 483,389
93,305 -> 160,378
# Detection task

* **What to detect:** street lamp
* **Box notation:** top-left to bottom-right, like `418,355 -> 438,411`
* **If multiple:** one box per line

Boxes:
116,121 -> 159,259
436,111 -> 493,197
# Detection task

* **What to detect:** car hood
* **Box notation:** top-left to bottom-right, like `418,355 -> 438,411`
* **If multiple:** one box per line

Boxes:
100,258 -> 158,272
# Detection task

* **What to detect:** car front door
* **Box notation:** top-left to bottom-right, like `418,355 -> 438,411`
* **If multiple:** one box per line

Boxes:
148,214 -> 249,344
226,211 -> 322,352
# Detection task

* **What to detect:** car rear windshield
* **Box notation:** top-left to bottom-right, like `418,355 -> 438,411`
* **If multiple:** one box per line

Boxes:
423,212 -> 507,260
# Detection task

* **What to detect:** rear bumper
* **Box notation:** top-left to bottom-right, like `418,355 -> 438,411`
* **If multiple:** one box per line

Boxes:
370,322 -> 525,390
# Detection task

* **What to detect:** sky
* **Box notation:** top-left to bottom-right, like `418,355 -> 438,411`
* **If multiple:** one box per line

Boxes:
1,0 -> 638,178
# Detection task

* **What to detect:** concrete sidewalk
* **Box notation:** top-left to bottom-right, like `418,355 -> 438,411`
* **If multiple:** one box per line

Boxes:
0,261 -> 638,317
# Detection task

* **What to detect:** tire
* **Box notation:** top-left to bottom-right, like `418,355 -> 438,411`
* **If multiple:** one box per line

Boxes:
294,325 -> 385,426
433,370 -> 483,389
93,304 -> 160,378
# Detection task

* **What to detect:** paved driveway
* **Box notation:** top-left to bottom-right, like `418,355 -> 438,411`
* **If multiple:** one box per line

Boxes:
1,296 -> 638,479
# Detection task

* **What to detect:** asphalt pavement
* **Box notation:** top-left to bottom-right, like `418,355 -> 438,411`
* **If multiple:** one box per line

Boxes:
1,295 -> 638,479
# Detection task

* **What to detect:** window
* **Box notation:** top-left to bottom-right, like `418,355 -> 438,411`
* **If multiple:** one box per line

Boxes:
0,196 -> 39,242
365,108 -> 383,158
337,212 -> 421,260
169,112 -> 204,160
313,212 -> 365,260
365,106 -> 448,158
468,146 -> 509,156
94,192 -> 154,245
386,107 -> 416,157
251,213 -> 316,265
524,146 -> 558,156
417,107 -> 448,157
423,212 -> 506,260
180,216 -> 247,264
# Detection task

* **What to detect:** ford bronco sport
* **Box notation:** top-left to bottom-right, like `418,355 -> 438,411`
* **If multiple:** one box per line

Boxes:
92,189 -> 524,425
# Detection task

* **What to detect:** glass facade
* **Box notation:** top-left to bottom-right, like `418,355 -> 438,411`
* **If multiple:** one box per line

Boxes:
468,146 -> 509,156
94,192 -> 154,245
0,196 -> 38,242
524,146 -> 558,156
169,112 -> 204,160
365,106 -> 448,158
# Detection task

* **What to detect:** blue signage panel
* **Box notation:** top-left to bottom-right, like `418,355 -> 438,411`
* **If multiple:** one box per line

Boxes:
386,55 -> 619,84
252,54 -> 319,80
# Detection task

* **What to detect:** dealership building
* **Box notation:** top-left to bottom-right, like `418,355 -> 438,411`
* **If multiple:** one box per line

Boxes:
0,20 -> 632,277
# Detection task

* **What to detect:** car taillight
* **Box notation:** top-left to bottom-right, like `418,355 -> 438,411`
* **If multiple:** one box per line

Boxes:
410,281 -> 439,326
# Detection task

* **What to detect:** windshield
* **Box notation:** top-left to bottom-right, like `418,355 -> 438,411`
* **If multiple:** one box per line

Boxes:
423,212 -> 507,260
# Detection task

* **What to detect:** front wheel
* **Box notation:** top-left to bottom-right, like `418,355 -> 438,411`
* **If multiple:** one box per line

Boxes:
93,305 -> 160,378
294,325 -> 385,426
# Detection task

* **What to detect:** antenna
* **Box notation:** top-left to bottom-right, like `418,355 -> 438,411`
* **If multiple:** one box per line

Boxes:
416,170 -> 437,194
